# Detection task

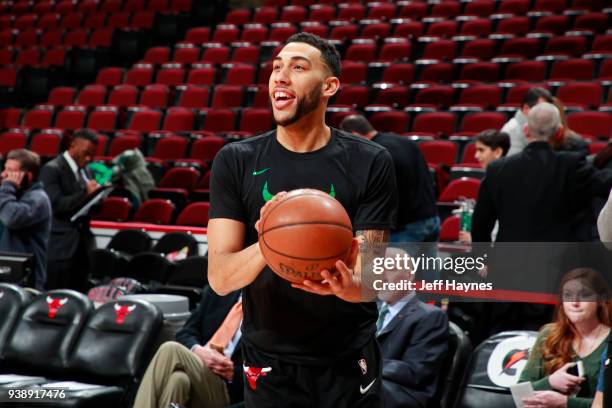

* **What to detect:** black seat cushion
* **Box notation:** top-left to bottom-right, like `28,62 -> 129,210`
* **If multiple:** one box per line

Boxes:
0,283 -> 29,358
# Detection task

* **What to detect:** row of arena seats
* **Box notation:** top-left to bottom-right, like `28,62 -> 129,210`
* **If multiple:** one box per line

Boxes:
228,0 -> 607,23
195,15 -> 611,45
0,27 -> 116,50
0,0 -> 191,16
0,283 -> 163,407
94,199 -> 210,226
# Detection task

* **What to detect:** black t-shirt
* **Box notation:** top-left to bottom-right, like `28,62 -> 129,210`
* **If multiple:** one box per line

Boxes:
209,128 -> 398,362
372,132 -> 437,225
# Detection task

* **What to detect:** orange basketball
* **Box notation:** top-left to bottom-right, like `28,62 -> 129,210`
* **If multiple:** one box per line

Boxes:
259,189 -> 354,283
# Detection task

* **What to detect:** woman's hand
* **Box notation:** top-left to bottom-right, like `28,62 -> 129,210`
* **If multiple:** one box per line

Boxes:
523,390 -> 568,408
548,363 -> 584,394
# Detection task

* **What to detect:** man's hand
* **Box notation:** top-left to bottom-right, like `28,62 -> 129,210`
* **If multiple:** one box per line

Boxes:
85,179 -> 100,195
522,390 -> 568,408
193,345 -> 234,381
255,191 -> 287,233
548,362 -> 584,394
4,171 -> 24,188
291,239 -> 363,303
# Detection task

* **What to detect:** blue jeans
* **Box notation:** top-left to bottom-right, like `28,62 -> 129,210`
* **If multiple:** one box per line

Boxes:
390,216 -> 441,281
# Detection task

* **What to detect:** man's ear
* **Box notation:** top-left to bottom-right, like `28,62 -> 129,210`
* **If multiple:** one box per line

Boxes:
323,76 -> 340,98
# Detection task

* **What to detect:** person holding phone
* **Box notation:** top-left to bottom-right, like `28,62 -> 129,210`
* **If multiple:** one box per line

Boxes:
520,268 -> 612,408
0,149 -> 52,289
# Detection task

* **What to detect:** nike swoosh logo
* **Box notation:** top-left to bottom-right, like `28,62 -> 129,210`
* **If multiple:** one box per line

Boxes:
252,168 -> 271,176
360,379 -> 376,395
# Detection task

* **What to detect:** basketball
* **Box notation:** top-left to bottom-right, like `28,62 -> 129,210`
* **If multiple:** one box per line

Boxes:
259,189 -> 354,283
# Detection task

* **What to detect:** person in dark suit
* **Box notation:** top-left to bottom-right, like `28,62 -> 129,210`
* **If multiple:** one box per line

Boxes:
133,286 -> 243,408
377,247 -> 450,408
39,129 -> 100,291
472,102 -> 612,243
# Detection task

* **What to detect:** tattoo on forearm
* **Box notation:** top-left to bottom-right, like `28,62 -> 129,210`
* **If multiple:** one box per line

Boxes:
356,229 -> 388,256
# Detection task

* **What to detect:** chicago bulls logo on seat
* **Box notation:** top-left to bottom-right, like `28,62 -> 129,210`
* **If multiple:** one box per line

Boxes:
46,296 -> 68,318
243,364 -> 272,390
114,303 -> 136,325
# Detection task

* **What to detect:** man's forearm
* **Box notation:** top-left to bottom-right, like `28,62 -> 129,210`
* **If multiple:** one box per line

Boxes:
208,242 -> 267,295
357,229 -> 389,301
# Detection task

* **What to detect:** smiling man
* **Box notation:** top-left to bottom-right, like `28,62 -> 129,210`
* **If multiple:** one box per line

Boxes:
207,33 -> 398,407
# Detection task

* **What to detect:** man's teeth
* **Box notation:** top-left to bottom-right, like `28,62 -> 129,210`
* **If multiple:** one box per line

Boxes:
275,91 -> 293,100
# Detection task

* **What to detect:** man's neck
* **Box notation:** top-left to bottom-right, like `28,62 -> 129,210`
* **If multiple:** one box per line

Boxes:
276,111 -> 331,153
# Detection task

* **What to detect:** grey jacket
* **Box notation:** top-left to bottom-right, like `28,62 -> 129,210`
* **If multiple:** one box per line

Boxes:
503,109 -> 528,156
0,181 -> 52,289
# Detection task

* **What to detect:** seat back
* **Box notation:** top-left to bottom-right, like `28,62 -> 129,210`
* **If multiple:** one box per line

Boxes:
0,283 -> 30,357
153,232 -> 199,257
107,229 -> 152,254
439,322 -> 473,408
123,252 -> 174,283
68,299 -> 162,384
167,256 -> 208,287
453,331 -> 538,408
2,290 -> 91,375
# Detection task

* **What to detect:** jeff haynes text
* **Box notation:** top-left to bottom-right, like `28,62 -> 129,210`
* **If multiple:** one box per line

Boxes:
373,279 -> 493,292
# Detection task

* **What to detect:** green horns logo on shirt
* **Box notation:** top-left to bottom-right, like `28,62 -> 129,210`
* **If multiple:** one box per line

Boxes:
262,181 -> 336,202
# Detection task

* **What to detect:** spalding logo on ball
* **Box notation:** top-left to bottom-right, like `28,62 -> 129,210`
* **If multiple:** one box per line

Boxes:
258,189 -> 354,283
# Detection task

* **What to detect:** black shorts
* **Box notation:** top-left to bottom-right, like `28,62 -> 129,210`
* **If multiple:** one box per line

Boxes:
242,337 -> 382,408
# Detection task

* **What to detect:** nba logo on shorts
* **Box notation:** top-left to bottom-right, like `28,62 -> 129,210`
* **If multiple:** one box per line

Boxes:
358,358 -> 367,375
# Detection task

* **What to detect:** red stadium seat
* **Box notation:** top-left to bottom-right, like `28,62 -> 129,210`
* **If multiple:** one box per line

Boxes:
544,36 -> 587,57
439,177 -> 481,202
186,65 -> 216,85
188,136 -> 225,166
30,130 -> 62,158
211,85 -> 244,108
369,111 -> 410,133
108,85 -> 139,108
0,108 -> 22,129
461,39 -> 496,60
134,199 -> 174,224
497,16 -> 530,36
574,12 -> 609,33
64,28 -> 88,48
176,85 -> 210,108
131,11 -> 155,30
201,45 -> 231,64
460,112 -> 507,133
240,108 -> 273,133
158,167 -> 199,190
557,83 -> 602,109
412,113 -> 457,138
427,21 -> 458,38
147,0 -> 169,12
225,9 -> 251,25
100,0 -> 122,13
460,18 -> 492,37
498,0 -> 530,14
201,108 -> 236,132
505,61 -> 547,82
232,44 -> 260,64
173,44 -> 201,64
549,59 -> 595,81
77,85 -> 107,107
96,67 -> 124,86
55,105 -> 86,130
163,107 -> 195,132
253,7 -> 278,24
460,62 -> 500,82
89,28 -> 114,48
41,48 -> 65,67
240,24 -> 269,43
504,83 -> 550,105
379,41 -> 411,62
457,86 -> 501,110
83,12 -> 108,30
592,35 -> 612,53
500,38 -> 541,59
567,111 -> 611,140
128,109 -> 162,132
60,12 -> 83,30
341,61 -> 367,84
373,85 -> 411,107
439,215 -> 460,242
309,5 -> 336,22
87,106 -> 119,131
16,47 -> 41,66
92,197 -> 131,221
185,27 -> 211,44
108,134 -> 141,156
140,84 -> 170,109
533,0 -> 567,12
338,3 -> 366,20
152,135 -> 189,160
329,24 -> 359,41
156,65 -> 186,87
423,40 -> 456,60
0,131 -> 28,155
176,202 -> 210,227
431,2 -> 460,18
419,140 -> 458,167
212,24 -> 240,43
534,15 -> 569,35
419,63 -> 454,83
361,22 -> 392,39
123,0 -> 146,12
464,1 -> 495,17
367,3 -> 397,20
144,47 -> 171,65
48,87 -> 76,107
125,65 -> 154,87
333,85 -> 370,108
461,142 -> 479,164
224,64 -> 256,86
345,42 -> 377,62
269,25 -> 297,42
394,21 -> 424,38
398,2 -> 427,19
15,28 -> 39,48
414,86 -> 456,109
382,63 -> 415,84
23,106 -> 53,129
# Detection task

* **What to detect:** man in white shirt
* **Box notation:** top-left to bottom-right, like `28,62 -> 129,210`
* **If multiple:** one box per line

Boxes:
376,247 -> 450,408
40,129 -> 100,291
503,87 -> 553,156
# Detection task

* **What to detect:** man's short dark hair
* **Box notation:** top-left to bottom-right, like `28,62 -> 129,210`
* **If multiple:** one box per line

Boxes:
284,32 -> 341,78
7,149 -> 41,180
476,129 -> 511,156
73,129 -> 99,145
339,115 -> 375,135
522,87 -> 553,108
